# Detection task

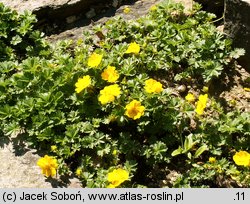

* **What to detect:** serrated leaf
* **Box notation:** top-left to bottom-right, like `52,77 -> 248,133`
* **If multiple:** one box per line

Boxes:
230,48 -> 245,59
11,35 -> 22,45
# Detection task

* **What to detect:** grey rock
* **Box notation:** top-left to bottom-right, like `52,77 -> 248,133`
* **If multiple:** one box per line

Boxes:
135,0 -> 143,6
224,0 -> 250,71
112,0 -> 119,8
0,143 -> 51,188
85,8 -> 96,19
66,15 -> 77,24
0,143 -> 82,188
0,0 -> 107,24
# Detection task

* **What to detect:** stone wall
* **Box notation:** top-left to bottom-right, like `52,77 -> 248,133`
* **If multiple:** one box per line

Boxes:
0,0 -> 125,25
224,0 -> 250,71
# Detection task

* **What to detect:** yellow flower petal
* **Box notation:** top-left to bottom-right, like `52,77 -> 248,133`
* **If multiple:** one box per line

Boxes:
98,84 -> 121,104
125,100 -> 145,120
76,168 -> 82,177
195,94 -> 208,115
112,150 -> 117,156
107,184 -> 116,188
144,78 -> 163,94
75,75 -> 91,93
125,42 -> 140,54
107,168 -> 129,187
101,84 -> 121,97
150,5 -> 157,11
123,7 -> 131,14
98,93 -> 115,104
209,157 -> 216,163
243,87 -> 250,92
87,52 -> 103,68
37,155 -> 58,177
185,93 -> 195,103
233,151 -> 250,167
101,66 -> 119,83
202,86 -> 209,93
50,145 -> 57,152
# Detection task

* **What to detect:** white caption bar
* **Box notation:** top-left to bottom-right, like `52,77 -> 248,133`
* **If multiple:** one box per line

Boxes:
0,189 -> 249,204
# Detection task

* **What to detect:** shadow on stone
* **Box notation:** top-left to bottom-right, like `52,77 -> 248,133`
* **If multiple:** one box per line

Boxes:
195,0 -> 224,18
224,0 -> 250,72
210,64 -> 246,109
38,0 -> 137,35
11,133 -> 32,156
0,133 -> 10,148
45,174 -> 81,188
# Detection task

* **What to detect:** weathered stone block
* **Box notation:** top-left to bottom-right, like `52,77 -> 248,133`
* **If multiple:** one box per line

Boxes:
224,0 -> 250,71
0,0 -> 108,24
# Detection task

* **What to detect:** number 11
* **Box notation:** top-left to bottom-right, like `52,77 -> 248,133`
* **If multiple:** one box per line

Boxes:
236,192 -> 245,201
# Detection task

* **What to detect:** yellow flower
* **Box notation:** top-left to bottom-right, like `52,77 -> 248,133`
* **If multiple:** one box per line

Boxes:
216,166 -> 223,173
98,84 -> 121,104
101,66 -> 119,83
244,87 -> 250,92
229,99 -> 236,106
98,94 -> 115,105
150,5 -> 157,11
125,42 -> 140,54
101,84 -> 121,97
107,184 -> 116,188
99,41 -> 105,47
123,7 -> 131,14
233,151 -> 250,167
50,145 -> 57,152
125,100 -> 145,120
112,150 -> 117,156
209,157 -> 216,163
203,164 -> 208,169
185,93 -> 195,103
107,168 -> 129,188
195,94 -> 208,115
76,168 -> 82,177
202,86 -> 209,93
75,75 -> 91,93
144,78 -> 163,93
87,52 -> 103,68
37,155 -> 58,177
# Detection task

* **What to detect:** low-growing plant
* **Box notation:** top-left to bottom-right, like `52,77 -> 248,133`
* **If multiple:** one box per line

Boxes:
0,2 -> 49,62
0,0 -> 249,187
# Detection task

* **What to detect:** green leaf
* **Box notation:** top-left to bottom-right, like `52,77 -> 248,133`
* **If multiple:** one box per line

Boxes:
194,145 -> 208,158
187,152 -> 192,160
97,144 -> 111,157
0,105 -> 12,119
11,35 -> 22,45
183,134 -> 193,153
65,125 -> 79,139
171,146 -> 183,156
230,48 -> 245,59
3,122 -> 21,136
